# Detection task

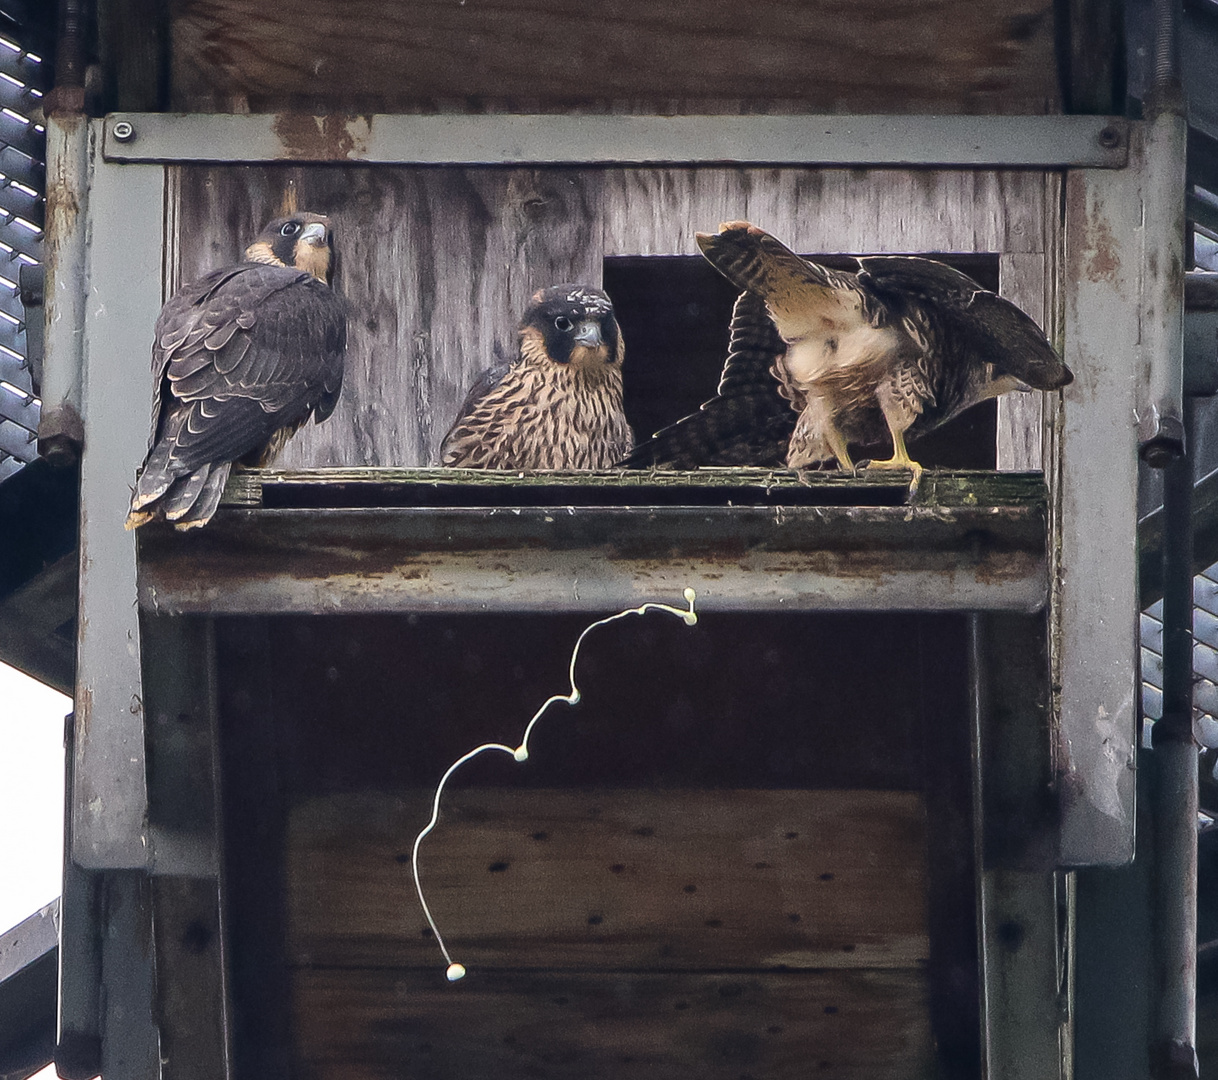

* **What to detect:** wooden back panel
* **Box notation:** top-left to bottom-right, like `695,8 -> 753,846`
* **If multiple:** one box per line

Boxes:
173,165 -> 1053,470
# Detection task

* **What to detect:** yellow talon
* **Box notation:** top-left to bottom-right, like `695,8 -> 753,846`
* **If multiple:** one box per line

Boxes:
863,430 -> 923,498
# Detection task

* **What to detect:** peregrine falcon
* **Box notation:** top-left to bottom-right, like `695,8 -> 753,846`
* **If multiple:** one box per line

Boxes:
623,222 -> 1072,486
126,213 -> 346,530
439,285 -> 633,469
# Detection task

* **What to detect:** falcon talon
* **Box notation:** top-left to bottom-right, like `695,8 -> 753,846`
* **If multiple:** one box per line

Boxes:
625,221 -> 1072,479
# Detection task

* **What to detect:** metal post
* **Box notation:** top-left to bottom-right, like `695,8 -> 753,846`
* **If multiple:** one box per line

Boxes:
38,109 -> 89,462
71,128 -> 164,869
1151,396 -> 1199,1079
970,614 -> 1067,1080
1058,153 -> 1144,865
1138,0 -> 1188,465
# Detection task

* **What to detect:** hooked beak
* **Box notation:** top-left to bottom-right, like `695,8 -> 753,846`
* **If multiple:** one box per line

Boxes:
573,320 -> 603,348
300,221 -> 328,246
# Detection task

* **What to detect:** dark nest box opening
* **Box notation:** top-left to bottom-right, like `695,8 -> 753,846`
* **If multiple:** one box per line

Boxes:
216,611 -> 982,1080
606,252 -> 1003,472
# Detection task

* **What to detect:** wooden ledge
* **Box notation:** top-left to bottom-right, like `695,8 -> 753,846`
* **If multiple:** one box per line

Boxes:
136,468 -> 1049,616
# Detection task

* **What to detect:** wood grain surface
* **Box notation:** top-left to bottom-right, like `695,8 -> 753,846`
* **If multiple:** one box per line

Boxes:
173,166 -> 1053,473
293,967 -> 937,1080
168,0 -> 1058,117
287,788 -> 928,971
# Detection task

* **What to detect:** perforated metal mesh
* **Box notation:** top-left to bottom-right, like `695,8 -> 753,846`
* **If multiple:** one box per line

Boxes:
0,23 -> 43,484
1141,565 -> 1218,746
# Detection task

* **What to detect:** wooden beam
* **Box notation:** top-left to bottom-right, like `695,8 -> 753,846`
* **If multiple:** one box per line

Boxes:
293,967 -> 935,1080
168,0 -> 1059,115
288,788 -> 928,972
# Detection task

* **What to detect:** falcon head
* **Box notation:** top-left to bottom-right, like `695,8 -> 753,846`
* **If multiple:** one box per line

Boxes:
245,212 -> 334,283
519,284 -> 623,371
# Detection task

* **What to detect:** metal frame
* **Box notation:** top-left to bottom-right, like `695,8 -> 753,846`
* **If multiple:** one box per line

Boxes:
54,110 -> 1158,1080
100,112 -> 1131,168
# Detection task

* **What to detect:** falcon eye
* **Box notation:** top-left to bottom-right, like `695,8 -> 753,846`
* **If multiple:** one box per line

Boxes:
280,221 -> 302,237
554,316 -> 573,332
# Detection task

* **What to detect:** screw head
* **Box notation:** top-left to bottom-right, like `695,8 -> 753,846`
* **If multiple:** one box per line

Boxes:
1098,125 -> 1121,149
112,120 -> 134,142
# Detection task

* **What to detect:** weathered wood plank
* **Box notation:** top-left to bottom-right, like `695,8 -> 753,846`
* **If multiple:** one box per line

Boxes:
292,967 -> 937,1080
602,169 -> 1050,257
169,0 -> 1059,117
175,166 -> 604,469
172,166 -> 1049,473
218,466 -> 1048,509
287,789 -> 928,971
997,253 -> 1049,471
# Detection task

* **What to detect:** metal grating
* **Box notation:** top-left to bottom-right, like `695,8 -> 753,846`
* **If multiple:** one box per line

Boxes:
1141,562 -> 1218,751
0,17 -> 43,485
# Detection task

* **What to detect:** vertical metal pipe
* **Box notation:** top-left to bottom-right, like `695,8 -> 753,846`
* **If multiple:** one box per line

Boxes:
55,712 -> 103,1080
38,0 -> 92,464
1151,396 -> 1199,1079
38,110 -> 90,463
1139,0 -> 1188,467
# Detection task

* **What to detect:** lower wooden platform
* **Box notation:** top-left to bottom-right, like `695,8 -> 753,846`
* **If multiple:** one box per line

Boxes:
287,789 -> 934,1079
295,968 -> 936,1080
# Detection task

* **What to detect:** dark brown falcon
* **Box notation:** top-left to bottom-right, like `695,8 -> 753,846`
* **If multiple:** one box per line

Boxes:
439,285 -> 633,469
126,212 -> 346,530
623,222 -> 1072,487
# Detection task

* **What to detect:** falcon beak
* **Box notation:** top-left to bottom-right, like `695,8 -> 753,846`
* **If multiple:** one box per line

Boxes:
573,320 -> 603,348
300,221 -> 328,246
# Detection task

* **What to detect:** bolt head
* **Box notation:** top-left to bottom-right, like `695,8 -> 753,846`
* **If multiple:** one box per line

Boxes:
1098,126 -> 1121,149
112,121 -> 134,142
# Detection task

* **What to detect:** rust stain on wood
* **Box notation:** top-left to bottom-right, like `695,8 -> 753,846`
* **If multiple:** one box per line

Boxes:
271,113 -> 373,160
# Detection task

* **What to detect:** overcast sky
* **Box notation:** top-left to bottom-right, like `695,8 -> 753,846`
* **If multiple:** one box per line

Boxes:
0,660 -> 67,933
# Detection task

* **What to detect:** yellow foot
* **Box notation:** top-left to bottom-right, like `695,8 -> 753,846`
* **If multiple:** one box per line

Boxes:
863,457 -> 923,498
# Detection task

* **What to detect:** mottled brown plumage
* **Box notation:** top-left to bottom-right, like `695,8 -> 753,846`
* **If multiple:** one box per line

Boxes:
440,285 -> 632,469
126,213 -> 346,530
625,222 -> 1073,487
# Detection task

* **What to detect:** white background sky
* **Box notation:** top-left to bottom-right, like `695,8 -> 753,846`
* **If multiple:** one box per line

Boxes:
0,660 -> 66,932
1,661 -> 68,1080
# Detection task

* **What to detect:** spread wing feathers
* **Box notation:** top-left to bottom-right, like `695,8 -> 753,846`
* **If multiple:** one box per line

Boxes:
856,256 -> 1071,390
696,222 -> 876,337
129,263 -> 346,527
619,290 -> 794,468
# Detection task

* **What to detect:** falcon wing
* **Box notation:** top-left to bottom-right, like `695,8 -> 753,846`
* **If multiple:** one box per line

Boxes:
696,222 -> 872,342
438,359 -> 515,465
619,289 -> 793,468
131,262 -> 346,526
856,256 -> 1071,390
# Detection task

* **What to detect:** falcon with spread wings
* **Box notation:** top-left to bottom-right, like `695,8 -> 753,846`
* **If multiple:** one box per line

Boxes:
623,222 -> 1072,486
126,212 -> 346,530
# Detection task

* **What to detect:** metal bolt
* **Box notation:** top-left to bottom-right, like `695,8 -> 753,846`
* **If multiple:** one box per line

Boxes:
112,120 -> 134,142
1098,126 -> 1121,149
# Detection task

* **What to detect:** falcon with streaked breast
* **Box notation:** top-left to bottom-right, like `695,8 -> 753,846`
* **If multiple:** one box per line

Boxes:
440,284 -> 633,469
623,221 -> 1072,488
126,212 -> 347,530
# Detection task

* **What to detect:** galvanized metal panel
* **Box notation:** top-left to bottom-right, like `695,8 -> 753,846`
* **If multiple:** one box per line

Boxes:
71,129 -> 162,869
1057,150 -> 1145,866
101,112 -> 1130,168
